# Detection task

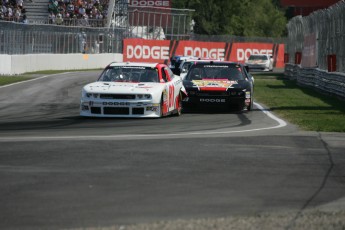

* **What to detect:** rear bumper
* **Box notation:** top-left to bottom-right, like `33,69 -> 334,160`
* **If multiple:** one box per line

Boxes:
183,95 -> 246,108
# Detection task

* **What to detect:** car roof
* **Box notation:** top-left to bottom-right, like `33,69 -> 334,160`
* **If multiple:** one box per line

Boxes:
181,58 -> 221,63
108,62 -> 159,68
191,60 -> 243,66
249,54 -> 270,57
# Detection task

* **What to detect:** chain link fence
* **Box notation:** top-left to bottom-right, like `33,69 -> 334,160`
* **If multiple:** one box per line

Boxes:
286,0 -> 345,72
127,6 -> 194,40
191,34 -> 287,44
0,5 -> 194,55
0,21 -> 125,54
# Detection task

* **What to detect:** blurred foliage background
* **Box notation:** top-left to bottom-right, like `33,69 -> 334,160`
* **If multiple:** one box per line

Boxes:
172,0 -> 287,37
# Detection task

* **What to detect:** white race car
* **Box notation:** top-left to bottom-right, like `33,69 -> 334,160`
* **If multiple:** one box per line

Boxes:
80,62 -> 187,118
245,54 -> 274,72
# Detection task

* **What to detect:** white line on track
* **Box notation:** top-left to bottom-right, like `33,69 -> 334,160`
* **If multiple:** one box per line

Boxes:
0,74 -> 287,140
0,72 -> 72,89
0,102 -> 287,141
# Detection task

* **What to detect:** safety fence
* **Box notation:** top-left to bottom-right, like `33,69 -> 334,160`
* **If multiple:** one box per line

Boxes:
0,5 -> 194,55
285,1 -> 345,99
127,6 -> 195,40
285,63 -> 345,99
286,0 -> 345,72
0,21 -> 125,54
191,34 -> 287,44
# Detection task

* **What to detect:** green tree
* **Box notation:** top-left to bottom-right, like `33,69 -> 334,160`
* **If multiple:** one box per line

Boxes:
172,0 -> 287,37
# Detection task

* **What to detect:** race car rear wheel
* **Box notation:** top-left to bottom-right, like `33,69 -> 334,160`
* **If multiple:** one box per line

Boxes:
247,99 -> 253,111
247,90 -> 254,111
174,93 -> 182,116
159,96 -> 164,117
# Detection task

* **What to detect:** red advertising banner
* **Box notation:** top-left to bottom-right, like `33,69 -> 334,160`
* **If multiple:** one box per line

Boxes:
230,42 -> 285,67
123,38 -> 285,68
174,41 -> 227,60
124,38 -> 171,63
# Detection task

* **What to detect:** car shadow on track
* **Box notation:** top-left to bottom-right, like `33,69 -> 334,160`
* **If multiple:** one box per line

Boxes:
182,106 -> 250,114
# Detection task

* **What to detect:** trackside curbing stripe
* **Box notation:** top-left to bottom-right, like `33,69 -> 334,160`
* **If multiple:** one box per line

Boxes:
254,102 -> 287,128
0,102 -> 287,141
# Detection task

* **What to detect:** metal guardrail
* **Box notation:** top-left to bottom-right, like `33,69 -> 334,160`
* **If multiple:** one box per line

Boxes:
285,64 -> 345,99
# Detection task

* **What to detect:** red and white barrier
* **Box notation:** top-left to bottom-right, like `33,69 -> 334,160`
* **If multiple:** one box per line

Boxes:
123,38 -> 285,68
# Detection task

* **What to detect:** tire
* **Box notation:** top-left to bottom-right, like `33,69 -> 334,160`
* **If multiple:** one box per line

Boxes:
247,90 -> 254,111
174,93 -> 182,116
159,96 -> 164,117
247,99 -> 253,111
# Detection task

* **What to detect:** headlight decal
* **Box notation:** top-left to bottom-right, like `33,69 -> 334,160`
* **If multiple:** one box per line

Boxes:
136,94 -> 152,99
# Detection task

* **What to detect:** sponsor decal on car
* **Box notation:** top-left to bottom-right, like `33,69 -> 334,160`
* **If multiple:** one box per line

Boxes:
136,85 -> 153,89
102,102 -> 131,106
200,98 -> 226,103
191,80 -> 238,88
146,106 -> 159,111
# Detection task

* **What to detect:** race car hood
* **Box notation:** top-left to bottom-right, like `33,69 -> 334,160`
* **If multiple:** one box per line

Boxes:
82,81 -> 165,94
184,79 -> 240,91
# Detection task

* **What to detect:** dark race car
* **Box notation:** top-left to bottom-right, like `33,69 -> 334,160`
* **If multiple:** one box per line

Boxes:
182,61 -> 254,111
169,55 -> 198,75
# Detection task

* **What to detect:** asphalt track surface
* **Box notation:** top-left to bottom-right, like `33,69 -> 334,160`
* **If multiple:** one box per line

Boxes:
0,71 -> 344,230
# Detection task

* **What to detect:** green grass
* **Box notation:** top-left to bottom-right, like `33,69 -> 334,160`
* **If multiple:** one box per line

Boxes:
0,76 -> 33,86
24,69 -> 102,75
1,71 -> 345,132
0,69 -> 102,86
253,72 -> 345,132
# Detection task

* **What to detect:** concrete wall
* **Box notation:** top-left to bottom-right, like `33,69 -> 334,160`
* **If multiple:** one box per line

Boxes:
0,53 -> 123,75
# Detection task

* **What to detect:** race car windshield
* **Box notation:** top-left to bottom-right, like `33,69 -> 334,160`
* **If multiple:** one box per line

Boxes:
186,65 -> 244,81
98,67 -> 159,83
248,55 -> 268,61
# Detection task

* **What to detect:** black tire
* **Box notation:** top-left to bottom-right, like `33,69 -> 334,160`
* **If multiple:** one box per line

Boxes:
159,96 -> 164,117
247,99 -> 253,111
174,93 -> 182,116
247,89 -> 254,111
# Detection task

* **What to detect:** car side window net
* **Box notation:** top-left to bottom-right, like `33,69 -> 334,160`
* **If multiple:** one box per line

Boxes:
98,67 -> 158,83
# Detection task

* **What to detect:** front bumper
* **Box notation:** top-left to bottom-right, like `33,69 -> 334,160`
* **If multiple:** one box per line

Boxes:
183,90 -> 251,110
80,99 -> 161,118
246,64 -> 270,71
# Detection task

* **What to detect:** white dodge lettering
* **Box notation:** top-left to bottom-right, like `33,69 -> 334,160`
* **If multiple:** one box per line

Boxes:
130,0 -> 170,7
184,47 -> 225,59
127,45 -> 169,60
237,49 -> 273,61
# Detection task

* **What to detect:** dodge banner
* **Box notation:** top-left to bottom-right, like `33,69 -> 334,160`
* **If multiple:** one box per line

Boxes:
123,38 -> 285,68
